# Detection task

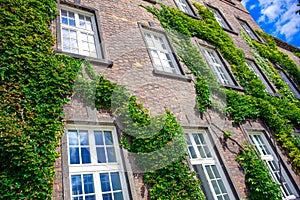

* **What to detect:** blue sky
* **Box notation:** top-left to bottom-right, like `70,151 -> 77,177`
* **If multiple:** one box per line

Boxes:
241,0 -> 300,48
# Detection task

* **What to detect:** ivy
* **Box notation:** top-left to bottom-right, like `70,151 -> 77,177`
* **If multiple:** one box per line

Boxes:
0,0 -> 82,198
236,144 -> 282,200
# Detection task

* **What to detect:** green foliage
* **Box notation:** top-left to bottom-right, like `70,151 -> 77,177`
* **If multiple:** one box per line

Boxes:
0,0 -> 82,198
144,157 -> 205,200
236,144 -> 282,200
253,31 -> 300,86
112,85 -> 205,199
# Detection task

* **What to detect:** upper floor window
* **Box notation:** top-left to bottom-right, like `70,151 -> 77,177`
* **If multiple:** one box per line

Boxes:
199,45 -> 237,86
245,60 -> 275,94
60,6 -> 102,58
185,129 -> 236,200
209,7 -> 231,31
67,125 -> 129,200
142,27 -> 182,75
248,132 -> 299,199
238,19 -> 260,41
277,67 -> 300,99
174,0 -> 196,16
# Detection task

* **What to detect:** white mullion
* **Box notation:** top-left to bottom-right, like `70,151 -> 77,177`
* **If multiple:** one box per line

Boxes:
203,165 -> 219,200
90,130 -> 97,164
190,133 -> 202,159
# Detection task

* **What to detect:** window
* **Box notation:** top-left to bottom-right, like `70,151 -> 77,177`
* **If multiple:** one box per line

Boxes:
238,19 -> 260,41
199,46 -> 236,86
174,0 -> 195,16
67,125 -> 129,200
277,68 -> 300,99
60,6 -> 102,58
248,132 -> 299,199
209,7 -> 231,30
245,60 -> 275,94
185,129 -> 236,200
142,28 -> 182,75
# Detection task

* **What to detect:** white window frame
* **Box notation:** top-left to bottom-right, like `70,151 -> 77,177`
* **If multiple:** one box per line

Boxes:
238,20 -> 260,41
185,129 -> 235,200
199,46 -> 236,86
142,27 -> 182,75
60,5 -> 102,59
248,131 -> 299,200
174,0 -> 195,16
245,59 -> 275,94
209,7 -> 231,30
67,124 -> 129,200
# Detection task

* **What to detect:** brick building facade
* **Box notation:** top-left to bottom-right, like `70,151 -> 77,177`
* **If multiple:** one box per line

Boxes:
52,0 -> 300,199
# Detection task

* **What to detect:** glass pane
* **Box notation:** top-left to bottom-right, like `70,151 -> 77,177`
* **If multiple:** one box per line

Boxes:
69,148 -> 80,164
62,17 -> 68,25
80,21 -> 85,28
94,131 -> 104,145
61,10 -> 67,16
69,19 -> 75,26
82,41 -> 89,51
185,135 -> 191,145
88,35 -> 94,43
68,131 -> 78,145
218,179 -> 227,193
71,175 -> 82,195
70,30 -> 77,39
85,196 -> 95,200
107,147 -> 117,162
86,16 -> 91,22
204,146 -> 212,157
69,12 -> 75,18
81,148 -> 91,164
193,134 -> 200,144
212,165 -> 221,178
205,165 -> 214,179
62,28 -> 69,38
83,174 -> 94,194
198,134 -> 206,144
79,14 -> 84,20
198,146 -> 206,158
102,193 -> 112,200
104,131 -> 113,145
212,180 -> 221,195
217,196 -> 223,200
111,172 -> 122,190
80,131 -> 89,145
96,147 -> 106,163
224,194 -> 230,200
100,173 -> 111,192
188,146 -> 197,159
71,39 -> 78,48
114,192 -> 123,200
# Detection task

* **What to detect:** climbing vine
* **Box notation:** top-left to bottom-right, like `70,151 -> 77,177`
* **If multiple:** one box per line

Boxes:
0,0 -> 82,198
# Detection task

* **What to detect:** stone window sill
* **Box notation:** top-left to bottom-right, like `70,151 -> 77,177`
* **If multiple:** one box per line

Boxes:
153,69 -> 192,82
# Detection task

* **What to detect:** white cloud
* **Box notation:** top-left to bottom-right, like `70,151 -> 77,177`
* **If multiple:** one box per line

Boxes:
241,0 -> 250,7
253,0 -> 300,45
249,5 -> 256,10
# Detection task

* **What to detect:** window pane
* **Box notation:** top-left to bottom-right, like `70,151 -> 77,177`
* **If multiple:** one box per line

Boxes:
188,146 -> 197,158
85,196 -> 95,200
69,131 -> 78,145
212,165 -> 221,178
107,147 -> 117,162
96,147 -> 106,163
205,165 -> 214,179
80,131 -> 89,145
94,131 -> 104,145
71,175 -> 83,195
102,193 -> 113,200
81,148 -> 91,164
70,148 -> 80,164
114,192 -> 123,200
104,131 -> 113,145
212,180 -> 221,195
111,172 -> 122,190
100,173 -> 111,192
193,134 -> 200,144
83,174 -> 94,194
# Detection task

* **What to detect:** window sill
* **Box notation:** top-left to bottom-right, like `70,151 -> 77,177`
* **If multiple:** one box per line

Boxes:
143,0 -> 156,4
153,69 -> 192,82
55,50 -> 113,67
221,84 -> 244,91
223,28 -> 239,35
